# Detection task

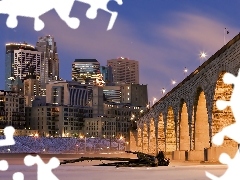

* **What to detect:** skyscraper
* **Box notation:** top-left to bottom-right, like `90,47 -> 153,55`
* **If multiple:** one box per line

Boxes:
100,65 -> 113,85
72,59 -> 104,102
5,42 -> 40,91
24,66 -> 40,107
35,35 -> 59,95
107,57 -> 139,84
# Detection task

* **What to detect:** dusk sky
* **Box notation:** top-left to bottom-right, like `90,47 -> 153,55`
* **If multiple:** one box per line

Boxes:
0,0 -> 240,104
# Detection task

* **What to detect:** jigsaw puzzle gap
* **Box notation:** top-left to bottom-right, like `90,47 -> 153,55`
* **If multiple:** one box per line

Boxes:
206,69 -> 240,179
24,155 -> 60,180
107,0 -> 123,12
0,160 -> 8,171
13,172 -> 24,180
0,0 -> 123,31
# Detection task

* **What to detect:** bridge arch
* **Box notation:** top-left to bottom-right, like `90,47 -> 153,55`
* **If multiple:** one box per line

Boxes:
158,113 -> 165,152
137,127 -> 143,152
166,106 -> 176,152
212,71 -> 237,148
194,87 -> 210,150
142,123 -> 148,153
179,99 -> 190,150
149,118 -> 156,155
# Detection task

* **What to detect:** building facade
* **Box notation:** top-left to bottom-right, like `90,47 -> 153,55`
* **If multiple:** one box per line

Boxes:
35,35 -> 59,95
100,65 -> 113,85
13,49 -> 41,80
72,59 -> 104,102
84,117 -> 116,138
5,43 -> 37,91
24,69 -> 40,107
104,103 -> 146,138
103,85 -> 121,103
0,90 -> 25,129
91,86 -> 104,117
121,84 -> 148,107
29,104 -> 92,137
107,57 -> 139,84
45,80 -> 88,106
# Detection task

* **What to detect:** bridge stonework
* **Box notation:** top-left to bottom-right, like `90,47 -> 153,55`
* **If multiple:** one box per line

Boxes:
130,33 -> 240,162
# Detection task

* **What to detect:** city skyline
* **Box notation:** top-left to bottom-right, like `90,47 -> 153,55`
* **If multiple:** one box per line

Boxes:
0,0 -> 240,103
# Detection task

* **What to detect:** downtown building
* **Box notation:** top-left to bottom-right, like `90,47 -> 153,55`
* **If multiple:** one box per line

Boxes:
100,65 -> 113,85
103,103 -> 146,138
23,67 -> 41,107
5,42 -> 41,91
107,57 -> 139,84
84,117 -> 116,138
45,80 -> 88,106
29,104 -> 92,137
91,83 -> 148,138
0,90 -> 25,129
72,59 -> 104,102
35,35 -> 59,95
26,80 -> 92,137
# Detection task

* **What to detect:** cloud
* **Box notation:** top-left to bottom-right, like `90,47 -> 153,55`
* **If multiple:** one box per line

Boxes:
156,12 -> 239,58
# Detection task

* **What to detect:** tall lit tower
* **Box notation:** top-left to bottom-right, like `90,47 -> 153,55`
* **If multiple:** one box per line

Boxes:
107,57 -> 139,84
72,59 -> 103,102
35,35 -> 59,95
5,42 -> 40,91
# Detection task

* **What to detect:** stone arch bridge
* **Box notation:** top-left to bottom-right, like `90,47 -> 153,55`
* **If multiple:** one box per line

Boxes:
129,33 -> 240,162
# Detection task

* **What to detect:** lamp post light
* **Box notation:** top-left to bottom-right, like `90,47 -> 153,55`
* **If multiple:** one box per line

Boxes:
146,104 -> 149,109
161,88 -> 166,97
184,67 -> 188,75
152,97 -> 157,106
199,51 -> 207,65
80,135 -> 87,153
76,144 -> 79,154
85,133 -> 88,152
119,136 -> 122,150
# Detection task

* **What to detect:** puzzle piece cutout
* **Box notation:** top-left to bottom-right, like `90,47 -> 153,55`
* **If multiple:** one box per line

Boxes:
24,155 -> 60,180
205,69 -> 240,179
0,0 -> 80,31
12,172 -> 24,180
211,70 -> 240,146
0,0 -> 123,31
0,126 -> 15,146
0,127 -> 60,180
0,160 -> 8,171
0,154 -> 60,180
206,150 -> 240,180
77,0 -> 123,30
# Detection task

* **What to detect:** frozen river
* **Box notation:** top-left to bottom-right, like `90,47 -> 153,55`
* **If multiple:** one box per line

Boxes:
0,159 -> 227,180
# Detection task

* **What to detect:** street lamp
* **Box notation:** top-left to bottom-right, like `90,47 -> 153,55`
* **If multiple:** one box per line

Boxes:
146,104 -> 150,109
171,80 -> 176,85
80,135 -> 87,153
76,144 -> 79,153
152,97 -> 157,106
161,88 -> 166,97
199,51 -> 207,65
184,67 -> 188,75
